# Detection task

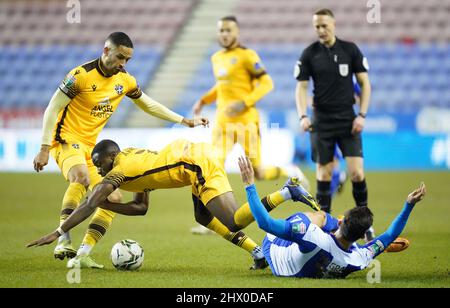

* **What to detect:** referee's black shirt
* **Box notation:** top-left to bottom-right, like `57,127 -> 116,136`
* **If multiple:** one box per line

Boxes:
295,38 -> 368,131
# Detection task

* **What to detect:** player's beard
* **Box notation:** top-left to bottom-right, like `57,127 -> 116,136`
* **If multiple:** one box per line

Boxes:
220,37 -> 237,49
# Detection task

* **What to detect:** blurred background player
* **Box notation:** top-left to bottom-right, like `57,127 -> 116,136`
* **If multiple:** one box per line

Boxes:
28,139 -> 320,269
191,15 -> 309,235
238,155 -> 425,279
295,9 -> 374,241
33,32 -> 208,268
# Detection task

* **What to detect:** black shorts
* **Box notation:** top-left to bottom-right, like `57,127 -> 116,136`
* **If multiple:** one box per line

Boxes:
310,129 -> 363,165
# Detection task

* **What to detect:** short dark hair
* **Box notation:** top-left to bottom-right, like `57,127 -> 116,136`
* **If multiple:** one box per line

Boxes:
340,206 -> 373,242
314,8 -> 334,18
220,15 -> 239,25
92,139 -> 121,159
107,32 -> 134,48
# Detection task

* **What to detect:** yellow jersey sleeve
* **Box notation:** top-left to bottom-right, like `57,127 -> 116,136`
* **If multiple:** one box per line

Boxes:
101,150 -> 130,189
125,74 -> 143,99
102,169 -> 125,189
244,49 -> 267,79
200,84 -> 217,105
242,49 -> 274,107
58,67 -> 86,99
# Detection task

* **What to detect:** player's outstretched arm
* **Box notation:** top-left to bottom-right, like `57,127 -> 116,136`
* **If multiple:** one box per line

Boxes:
99,192 -> 149,216
368,182 -> 426,255
27,183 -> 115,248
133,93 -> 209,127
238,156 -> 289,238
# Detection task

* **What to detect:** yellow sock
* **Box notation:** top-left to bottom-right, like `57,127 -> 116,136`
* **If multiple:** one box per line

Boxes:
205,217 -> 258,254
81,208 -> 115,247
60,182 -> 86,224
234,190 -> 287,228
261,166 -> 283,180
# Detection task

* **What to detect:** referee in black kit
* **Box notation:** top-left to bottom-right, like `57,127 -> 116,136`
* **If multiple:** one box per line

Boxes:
294,8 -> 374,241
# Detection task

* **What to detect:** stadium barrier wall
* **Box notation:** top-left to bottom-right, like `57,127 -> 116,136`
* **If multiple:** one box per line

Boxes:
0,127 -> 449,172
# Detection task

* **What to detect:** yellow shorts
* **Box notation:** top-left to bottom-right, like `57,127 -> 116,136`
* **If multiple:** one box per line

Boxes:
50,140 -> 102,189
212,121 -> 262,168
160,140 -> 233,206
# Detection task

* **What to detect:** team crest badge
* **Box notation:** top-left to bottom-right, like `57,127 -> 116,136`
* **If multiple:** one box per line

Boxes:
339,64 -> 349,77
115,84 -> 124,95
230,57 -> 237,64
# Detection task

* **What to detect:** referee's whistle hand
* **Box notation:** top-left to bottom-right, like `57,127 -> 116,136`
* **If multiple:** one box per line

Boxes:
351,116 -> 365,134
300,117 -> 312,132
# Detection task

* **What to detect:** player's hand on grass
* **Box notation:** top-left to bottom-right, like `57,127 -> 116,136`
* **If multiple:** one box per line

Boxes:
33,145 -> 50,172
407,182 -> 426,205
27,231 -> 59,248
182,117 -> 209,128
225,101 -> 246,117
238,156 -> 254,186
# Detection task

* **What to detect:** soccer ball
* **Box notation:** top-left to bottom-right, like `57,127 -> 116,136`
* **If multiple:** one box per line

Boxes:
111,239 -> 144,270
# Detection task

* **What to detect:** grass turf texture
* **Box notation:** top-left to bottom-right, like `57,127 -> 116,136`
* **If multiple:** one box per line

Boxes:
0,171 -> 449,288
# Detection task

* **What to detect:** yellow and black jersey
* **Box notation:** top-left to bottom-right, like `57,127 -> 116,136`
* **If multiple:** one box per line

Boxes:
201,46 -> 273,123
102,139 -> 233,205
101,141 -> 206,192
54,58 -> 142,147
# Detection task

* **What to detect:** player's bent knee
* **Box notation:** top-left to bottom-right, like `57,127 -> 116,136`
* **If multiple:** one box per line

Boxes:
72,174 -> 90,188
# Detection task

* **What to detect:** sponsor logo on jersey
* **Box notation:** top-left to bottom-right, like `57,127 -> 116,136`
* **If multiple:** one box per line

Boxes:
115,84 -> 124,95
217,67 -> 227,77
368,240 -> 385,257
292,222 -> 306,234
72,143 -> 80,149
91,97 -> 114,118
92,84 -> 97,91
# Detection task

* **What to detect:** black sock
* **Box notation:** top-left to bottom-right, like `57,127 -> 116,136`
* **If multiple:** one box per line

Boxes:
317,180 -> 332,213
352,179 -> 368,207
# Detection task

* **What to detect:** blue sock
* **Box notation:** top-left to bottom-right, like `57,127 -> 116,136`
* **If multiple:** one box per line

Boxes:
330,169 -> 340,196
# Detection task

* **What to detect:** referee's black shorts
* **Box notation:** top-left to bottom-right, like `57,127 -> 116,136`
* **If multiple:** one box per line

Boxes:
310,128 -> 363,165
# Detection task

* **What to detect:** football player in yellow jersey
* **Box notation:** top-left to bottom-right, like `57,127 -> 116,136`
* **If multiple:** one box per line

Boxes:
191,16 -> 309,234
32,32 -> 208,268
28,139 -> 320,270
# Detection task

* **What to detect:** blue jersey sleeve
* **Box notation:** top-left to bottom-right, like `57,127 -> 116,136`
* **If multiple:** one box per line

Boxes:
322,213 -> 339,233
363,202 -> 415,258
246,184 -> 290,238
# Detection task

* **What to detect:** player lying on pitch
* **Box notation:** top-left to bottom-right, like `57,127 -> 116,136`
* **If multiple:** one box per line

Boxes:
238,156 -> 425,278
27,139 -> 319,269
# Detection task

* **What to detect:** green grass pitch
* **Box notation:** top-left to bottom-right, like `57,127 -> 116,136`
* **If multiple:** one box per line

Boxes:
0,171 -> 449,288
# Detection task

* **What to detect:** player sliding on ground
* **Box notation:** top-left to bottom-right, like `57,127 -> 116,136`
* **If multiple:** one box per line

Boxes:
238,156 -> 425,278
28,139 -> 320,269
